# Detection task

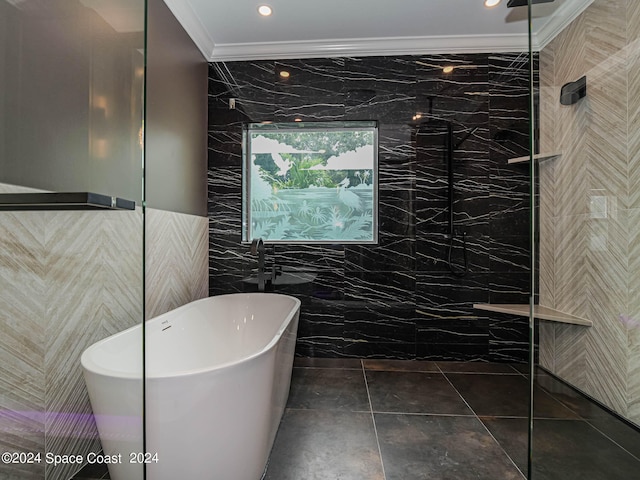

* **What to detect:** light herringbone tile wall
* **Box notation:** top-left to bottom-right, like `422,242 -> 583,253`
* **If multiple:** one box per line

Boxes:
627,0 -> 640,423
0,211 -> 46,480
0,206 -> 209,479
538,0 -> 640,425
0,208 -> 144,480
145,208 -> 209,319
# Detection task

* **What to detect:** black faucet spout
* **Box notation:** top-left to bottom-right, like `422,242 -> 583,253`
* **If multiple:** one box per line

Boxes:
250,238 -> 266,291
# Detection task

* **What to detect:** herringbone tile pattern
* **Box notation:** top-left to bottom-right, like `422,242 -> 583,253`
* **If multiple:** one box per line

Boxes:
0,212 -> 46,480
0,208 -> 144,480
44,211 -> 108,480
628,206 -> 640,421
553,323 -> 587,388
627,2 -> 640,422
538,0 -> 640,425
145,209 -> 209,319
538,45 -> 557,308
629,39 -> 640,211
537,322 -> 555,372
0,203 -> 209,479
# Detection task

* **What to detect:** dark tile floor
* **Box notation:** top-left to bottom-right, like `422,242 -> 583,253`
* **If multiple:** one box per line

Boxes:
72,359 -> 640,480
263,358 -> 640,480
72,461 -> 111,479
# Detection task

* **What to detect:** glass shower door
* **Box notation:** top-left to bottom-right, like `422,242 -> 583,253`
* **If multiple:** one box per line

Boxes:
0,1 -> 146,479
529,0 -> 640,477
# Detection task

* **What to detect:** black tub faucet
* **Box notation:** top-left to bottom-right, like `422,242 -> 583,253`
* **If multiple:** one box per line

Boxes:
250,238 -> 267,291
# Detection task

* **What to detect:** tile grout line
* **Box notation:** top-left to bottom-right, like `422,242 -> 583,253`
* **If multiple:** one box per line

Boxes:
435,372 -> 524,376
524,366 -> 640,462
440,371 -> 527,479
361,359 -> 388,480
534,381 -> 640,463
581,421 -> 640,463
532,367 -> 640,462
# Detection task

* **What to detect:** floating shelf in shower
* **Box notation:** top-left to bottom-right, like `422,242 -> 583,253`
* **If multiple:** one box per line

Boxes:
0,192 -> 135,211
473,303 -> 592,327
507,152 -> 562,164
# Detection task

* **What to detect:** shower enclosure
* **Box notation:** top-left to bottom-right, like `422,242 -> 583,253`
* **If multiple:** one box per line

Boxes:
0,0 -> 208,478
2,0 -> 639,478
0,1 -> 146,479
528,0 -> 640,477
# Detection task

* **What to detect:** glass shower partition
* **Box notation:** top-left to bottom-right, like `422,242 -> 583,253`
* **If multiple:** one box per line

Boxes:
529,0 -> 640,477
0,1 -> 146,479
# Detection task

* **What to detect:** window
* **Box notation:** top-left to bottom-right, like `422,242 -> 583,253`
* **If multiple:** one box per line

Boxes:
242,121 -> 378,244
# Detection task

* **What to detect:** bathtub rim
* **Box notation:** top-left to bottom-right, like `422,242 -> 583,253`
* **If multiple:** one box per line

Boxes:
80,292 -> 301,381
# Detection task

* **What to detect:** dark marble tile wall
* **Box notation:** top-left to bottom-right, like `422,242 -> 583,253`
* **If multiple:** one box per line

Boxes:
208,53 -> 536,362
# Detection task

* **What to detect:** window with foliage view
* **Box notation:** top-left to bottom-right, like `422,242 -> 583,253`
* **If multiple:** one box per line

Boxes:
242,122 -> 378,244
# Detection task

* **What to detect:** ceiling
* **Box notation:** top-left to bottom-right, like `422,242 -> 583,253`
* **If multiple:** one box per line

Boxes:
163,0 -> 594,61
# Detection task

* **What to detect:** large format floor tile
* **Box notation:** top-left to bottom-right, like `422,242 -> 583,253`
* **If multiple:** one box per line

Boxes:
445,373 -> 578,418
294,357 -> 363,369
480,416 -> 640,480
535,373 -> 640,459
363,359 -> 439,372
375,413 -> 524,480
287,367 -> 369,411
264,409 -> 384,480
437,361 -> 521,374
70,461 -> 110,480
72,360 -> 640,480
366,370 -> 473,415
480,416 -> 529,472
584,413 -> 640,461
531,419 -> 640,480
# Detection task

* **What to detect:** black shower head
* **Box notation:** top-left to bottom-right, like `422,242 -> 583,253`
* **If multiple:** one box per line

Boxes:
507,0 -> 554,7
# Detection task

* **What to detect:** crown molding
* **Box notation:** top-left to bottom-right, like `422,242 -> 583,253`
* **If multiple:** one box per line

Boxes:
161,0 -> 215,60
165,0 -> 593,62
209,34 -> 531,62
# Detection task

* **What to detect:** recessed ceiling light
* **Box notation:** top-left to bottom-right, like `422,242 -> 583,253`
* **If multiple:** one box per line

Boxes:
294,118 -> 302,122
443,66 -> 455,74
484,0 -> 501,7
279,70 -> 290,78
258,5 -> 272,16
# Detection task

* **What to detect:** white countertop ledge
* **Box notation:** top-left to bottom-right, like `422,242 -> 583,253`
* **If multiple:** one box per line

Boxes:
473,303 -> 592,327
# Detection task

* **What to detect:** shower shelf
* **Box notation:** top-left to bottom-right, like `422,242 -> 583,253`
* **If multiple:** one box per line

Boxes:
0,192 -> 135,211
507,152 -> 562,164
473,303 -> 592,327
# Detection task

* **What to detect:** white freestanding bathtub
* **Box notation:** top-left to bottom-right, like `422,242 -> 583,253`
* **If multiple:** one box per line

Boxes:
81,293 -> 301,480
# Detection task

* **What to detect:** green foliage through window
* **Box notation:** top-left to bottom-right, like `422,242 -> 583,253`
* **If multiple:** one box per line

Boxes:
243,122 -> 378,244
